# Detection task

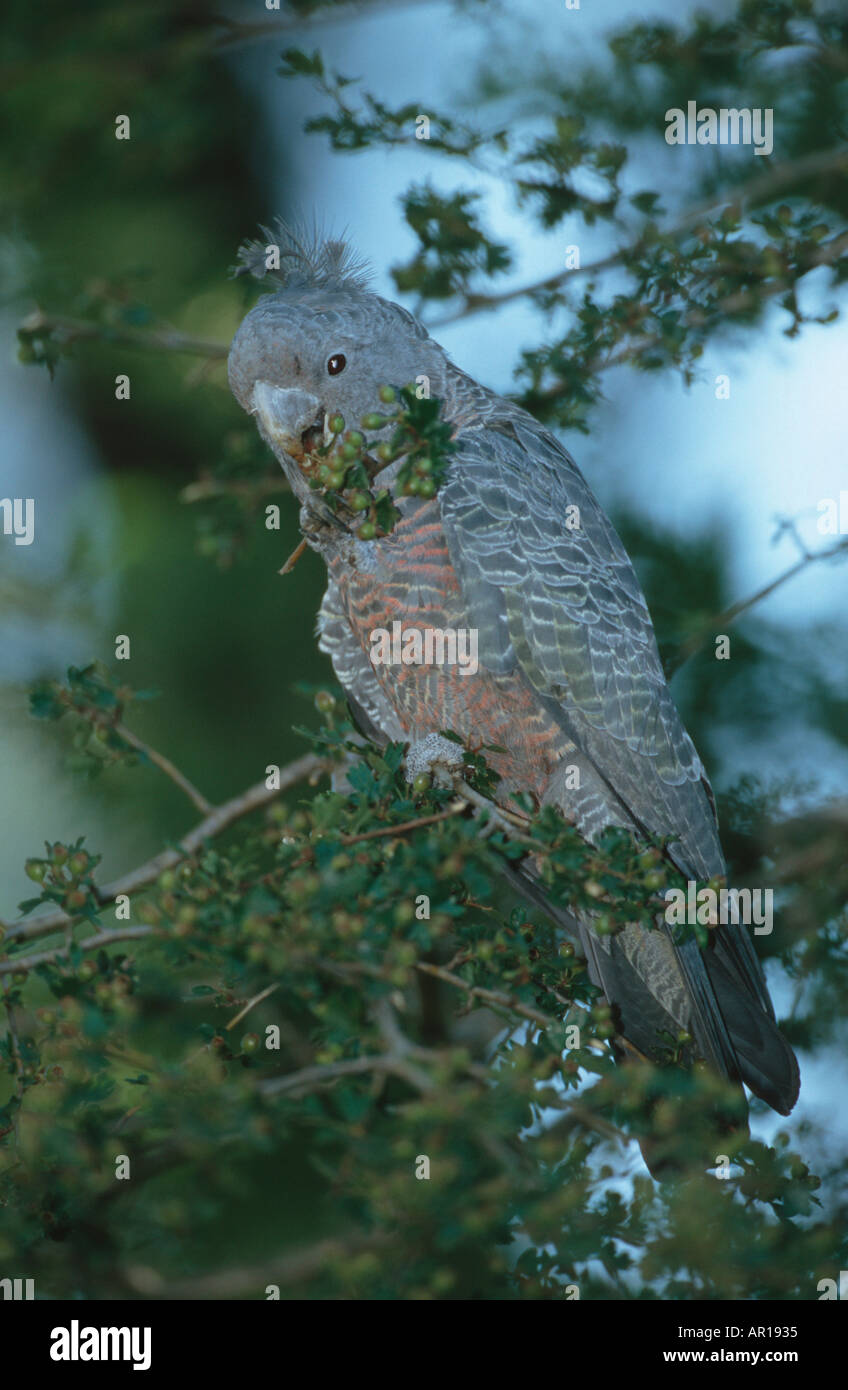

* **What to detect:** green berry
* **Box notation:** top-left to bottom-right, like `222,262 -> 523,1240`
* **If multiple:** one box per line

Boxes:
357,521 -> 377,541
327,470 -> 345,490
68,851 -> 89,877
328,413 -> 345,434
349,491 -> 371,513
314,691 -> 336,714
416,457 -> 433,475
347,430 -> 365,448
25,859 -> 48,883
64,889 -> 87,911
241,1032 -> 260,1055
405,476 -> 422,495
78,960 -> 98,981
411,772 -> 431,795
378,385 -> 397,404
340,441 -> 358,461
361,413 -> 386,431
51,843 -> 70,865
418,478 -> 436,499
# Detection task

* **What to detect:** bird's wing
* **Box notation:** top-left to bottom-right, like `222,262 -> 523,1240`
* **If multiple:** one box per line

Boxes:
438,417 -> 802,1101
439,417 -> 723,880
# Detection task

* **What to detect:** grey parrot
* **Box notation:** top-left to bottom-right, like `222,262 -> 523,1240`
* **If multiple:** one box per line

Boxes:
227,225 -> 800,1125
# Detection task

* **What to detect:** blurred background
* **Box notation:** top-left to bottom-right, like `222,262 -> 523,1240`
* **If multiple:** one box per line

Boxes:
1,0 -> 846,1202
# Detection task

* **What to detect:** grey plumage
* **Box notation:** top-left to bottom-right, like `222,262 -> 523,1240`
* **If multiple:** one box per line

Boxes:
228,225 -> 800,1123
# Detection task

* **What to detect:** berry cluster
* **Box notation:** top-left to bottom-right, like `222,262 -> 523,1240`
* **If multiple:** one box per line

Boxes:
300,384 -> 456,541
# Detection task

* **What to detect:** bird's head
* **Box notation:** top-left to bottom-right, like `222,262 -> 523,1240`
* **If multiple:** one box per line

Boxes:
228,224 -> 447,509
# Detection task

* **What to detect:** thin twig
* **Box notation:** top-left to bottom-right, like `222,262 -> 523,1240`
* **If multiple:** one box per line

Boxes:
180,476 -> 288,504
339,802 -> 466,844
19,309 -> 227,359
279,538 -> 309,575
0,926 -> 154,977
415,960 -> 555,1032
225,984 -> 280,1033
115,722 -> 213,815
667,534 -> 848,676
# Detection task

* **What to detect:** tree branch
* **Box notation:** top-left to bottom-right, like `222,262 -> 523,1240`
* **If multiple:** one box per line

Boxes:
0,753 -> 325,950
427,145 -> 848,328
666,534 -> 848,676
18,309 -> 228,360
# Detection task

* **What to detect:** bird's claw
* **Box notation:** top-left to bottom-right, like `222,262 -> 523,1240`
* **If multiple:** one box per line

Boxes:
404,732 -> 465,789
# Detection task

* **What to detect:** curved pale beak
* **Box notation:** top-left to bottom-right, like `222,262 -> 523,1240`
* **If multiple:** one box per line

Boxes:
250,382 -> 323,459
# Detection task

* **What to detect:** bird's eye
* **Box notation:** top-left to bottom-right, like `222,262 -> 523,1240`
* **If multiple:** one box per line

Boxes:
327,353 -> 346,376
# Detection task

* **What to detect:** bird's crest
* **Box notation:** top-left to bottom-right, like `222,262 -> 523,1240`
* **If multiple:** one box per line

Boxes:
232,219 -> 372,293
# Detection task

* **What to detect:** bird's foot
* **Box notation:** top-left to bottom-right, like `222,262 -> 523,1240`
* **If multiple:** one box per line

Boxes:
404,732 -> 465,789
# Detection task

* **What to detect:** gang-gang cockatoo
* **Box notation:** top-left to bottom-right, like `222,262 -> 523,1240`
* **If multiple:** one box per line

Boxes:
227,225 -> 800,1127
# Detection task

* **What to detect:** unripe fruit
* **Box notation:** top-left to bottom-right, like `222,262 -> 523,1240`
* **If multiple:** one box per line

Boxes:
68,851 -> 89,877
328,413 -> 345,434
357,521 -> 377,541
411,772 -> 431,795
375,442 -> 393,463
51,843 -> 70,865
418,478 -> 436,499
158,869 -> 176,891
327,470 -> 345,490
64,889 -> 87,911
25,859 -> 48,883
77,960 -> 98,981
349,491 -> 371,513
361,413 -> 387,431
314,690 -> 336,714
241,1032 -> 260,1055
378,385 -> 397,403
347,430 -> 365,448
